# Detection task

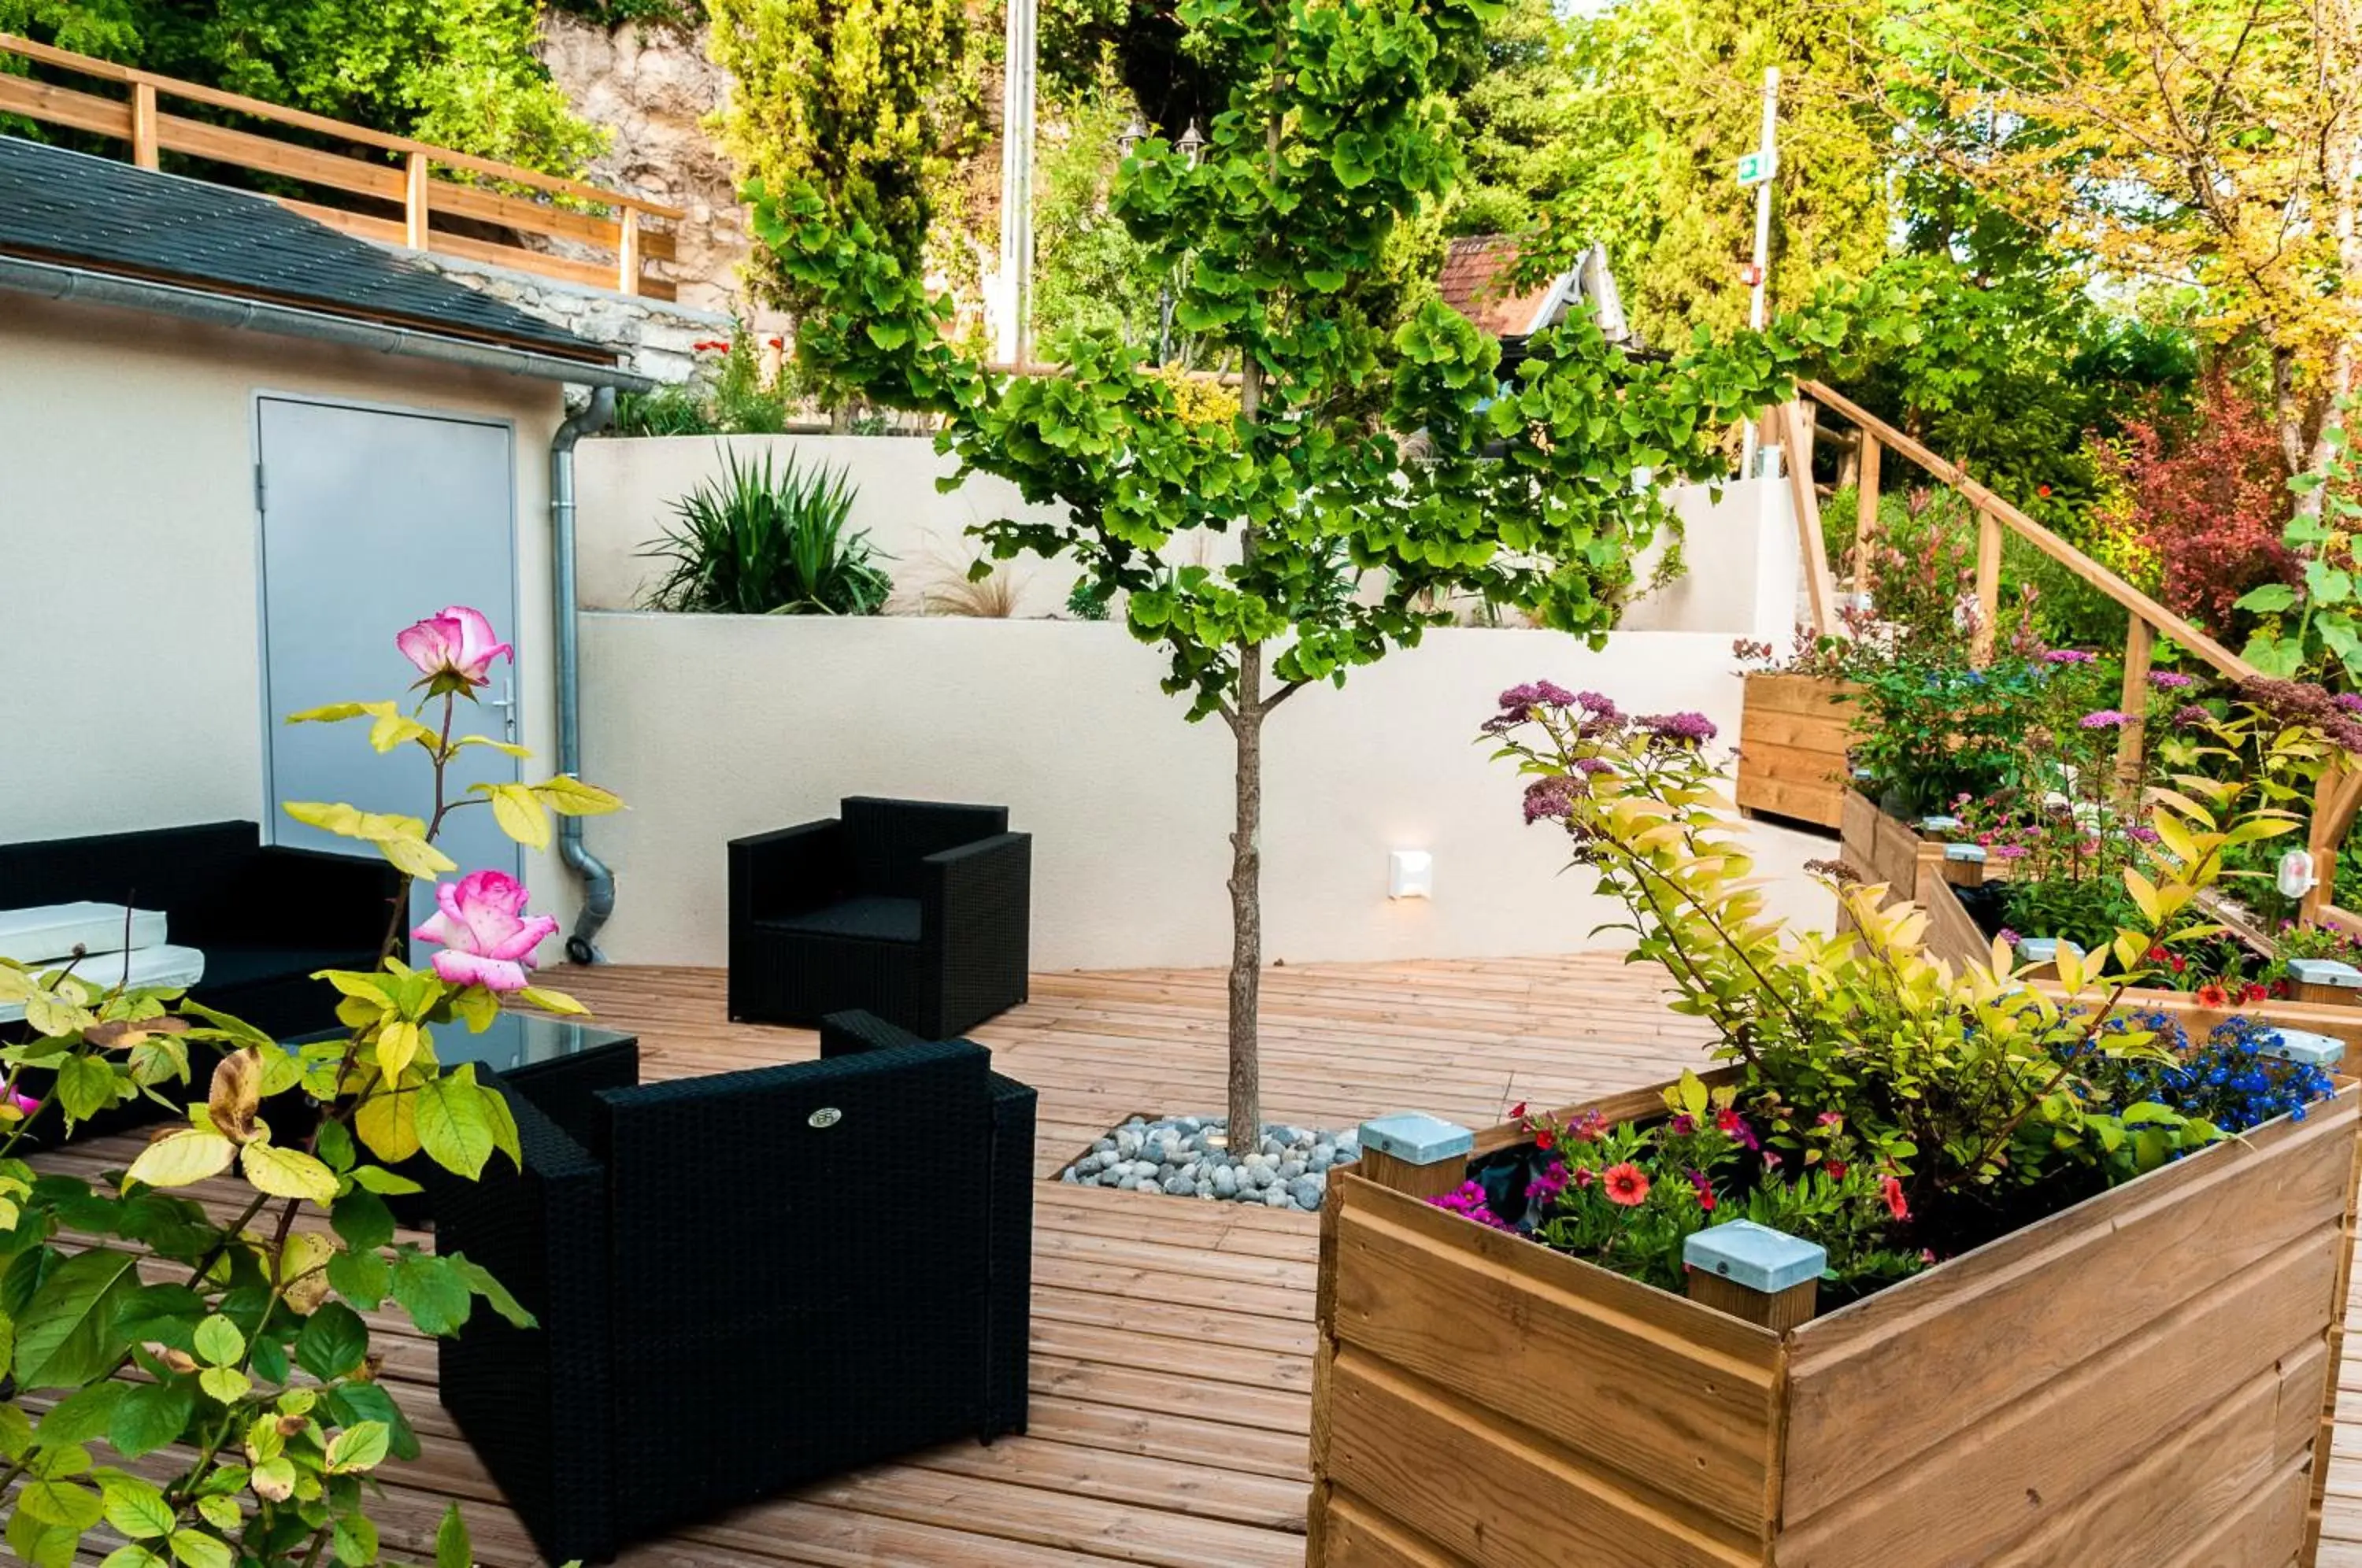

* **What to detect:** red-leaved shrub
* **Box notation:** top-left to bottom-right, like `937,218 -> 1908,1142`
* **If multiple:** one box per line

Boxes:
2094,368 -> 2294,630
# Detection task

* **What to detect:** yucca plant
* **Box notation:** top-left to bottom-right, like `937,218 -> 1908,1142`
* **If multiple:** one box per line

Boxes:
639,447 -> 892,615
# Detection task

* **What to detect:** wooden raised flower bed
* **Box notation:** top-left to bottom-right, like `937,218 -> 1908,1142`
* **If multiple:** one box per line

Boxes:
1306,1074 -> 2362,1568
1734,675 -> 1857,830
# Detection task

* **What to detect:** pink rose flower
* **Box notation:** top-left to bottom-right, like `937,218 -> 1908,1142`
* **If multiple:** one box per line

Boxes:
395,606 -> 513,688
411,870 -> 558,993
3,1092 -> 38,1120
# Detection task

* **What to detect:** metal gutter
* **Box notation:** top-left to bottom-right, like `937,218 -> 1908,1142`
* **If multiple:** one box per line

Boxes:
0,254 -> 653,391
550,387 -> 618,962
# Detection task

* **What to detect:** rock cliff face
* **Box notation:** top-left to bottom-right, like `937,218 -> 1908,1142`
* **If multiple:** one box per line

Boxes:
538,13 -> 779,327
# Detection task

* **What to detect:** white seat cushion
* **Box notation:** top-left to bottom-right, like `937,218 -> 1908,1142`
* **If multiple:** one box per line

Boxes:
0,944 -> 205,1025
0,903 -> 168,965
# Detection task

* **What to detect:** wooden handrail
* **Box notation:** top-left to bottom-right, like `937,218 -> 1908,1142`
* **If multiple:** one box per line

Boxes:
1801,379 -> 2255,681
1,31 -> 682,298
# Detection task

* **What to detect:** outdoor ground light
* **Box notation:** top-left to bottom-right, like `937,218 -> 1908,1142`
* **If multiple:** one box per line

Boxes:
1388,849 -> 1434,900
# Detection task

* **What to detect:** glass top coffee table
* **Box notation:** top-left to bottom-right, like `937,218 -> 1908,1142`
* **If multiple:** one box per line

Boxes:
436,1010 -> 637,1078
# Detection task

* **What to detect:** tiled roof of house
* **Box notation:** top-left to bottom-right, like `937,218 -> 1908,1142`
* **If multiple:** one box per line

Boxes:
1435,235 -> 1562,340
0,133 -> 614,364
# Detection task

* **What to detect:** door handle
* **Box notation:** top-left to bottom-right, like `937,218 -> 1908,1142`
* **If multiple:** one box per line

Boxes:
487,677 -> 516,742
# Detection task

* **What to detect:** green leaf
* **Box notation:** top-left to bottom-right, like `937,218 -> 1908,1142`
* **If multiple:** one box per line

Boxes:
166,1529 -> 235,1568
326,1248 -> 390,1312
18,1475 -> 102,1529
391,1254 -> 471,1336
98,1548 -> 168,1568
348,1166 -> 424,1197
446,1255 -> 535,1330
476,782 -> 551,851
6,1508 -> 77,1568
331,1191 -> 395,1254
14,1248 -> 142,1389
197,1366 -> 250,1403
316,1119 -> 357,1174
36,1381 -> 126,1446
109,1380 -> 195,1460
193,1496 -> 239,1533
511,986 -> 587,1017
332,1513 -> 380,1566
98,1474 -> 173,1540
294,1302 -> 369,1381
324,1421 -> 390,1474
56,1056 -> 120,1123
414,1071 -> 494,1179
434,1503 -> 472,1568
327,1382 -> 417,1463
0,1400 -> 33,1460
192,1315 -> 244,1367
2238,582 -> 2299,613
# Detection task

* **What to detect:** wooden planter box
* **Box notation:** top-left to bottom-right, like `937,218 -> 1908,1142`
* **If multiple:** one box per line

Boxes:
1735,675 -> 1858,830
1307,1076 -> 2362,1568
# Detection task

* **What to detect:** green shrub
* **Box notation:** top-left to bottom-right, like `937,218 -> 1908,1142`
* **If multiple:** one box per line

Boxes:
639,449 -> 891,616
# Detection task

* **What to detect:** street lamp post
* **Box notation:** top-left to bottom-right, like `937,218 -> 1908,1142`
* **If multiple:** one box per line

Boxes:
1118,116 -> 1205,366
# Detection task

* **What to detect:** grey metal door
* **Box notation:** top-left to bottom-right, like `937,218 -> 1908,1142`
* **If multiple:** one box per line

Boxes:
255,398 -> 521,927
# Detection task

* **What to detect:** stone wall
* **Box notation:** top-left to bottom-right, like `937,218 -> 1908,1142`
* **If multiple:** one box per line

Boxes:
537,13 -> 772,327
410,251 -> 731,385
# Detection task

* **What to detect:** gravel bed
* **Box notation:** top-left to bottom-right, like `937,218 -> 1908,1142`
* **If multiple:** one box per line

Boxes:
1057,1115 -> 1361,1211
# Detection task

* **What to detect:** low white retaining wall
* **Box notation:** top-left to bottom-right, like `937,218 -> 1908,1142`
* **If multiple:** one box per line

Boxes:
574,435 -> 1800,638
572,614 -> 1834,971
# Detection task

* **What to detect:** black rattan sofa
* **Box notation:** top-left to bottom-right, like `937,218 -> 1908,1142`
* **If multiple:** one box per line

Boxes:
0,821 -> 400,1039
435,1013 -> 1036,1564
727,797 -> 1031,1037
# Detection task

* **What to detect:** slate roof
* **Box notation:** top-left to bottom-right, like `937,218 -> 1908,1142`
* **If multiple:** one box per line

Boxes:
0,133 -> 615,364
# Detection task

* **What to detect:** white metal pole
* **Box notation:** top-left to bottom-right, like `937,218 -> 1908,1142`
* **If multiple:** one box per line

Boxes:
995,0 -> 1037,367
1738,65 -> 1779,479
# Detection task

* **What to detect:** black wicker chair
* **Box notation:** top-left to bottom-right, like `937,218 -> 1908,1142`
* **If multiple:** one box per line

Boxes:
0,821 -> 401,1041
435,1018 -> 1036,1566
727,797 -> 1031,1037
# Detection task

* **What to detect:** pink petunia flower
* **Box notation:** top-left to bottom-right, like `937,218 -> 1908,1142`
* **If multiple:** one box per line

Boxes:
396,606 -> 513,689
412,870 -> 558,993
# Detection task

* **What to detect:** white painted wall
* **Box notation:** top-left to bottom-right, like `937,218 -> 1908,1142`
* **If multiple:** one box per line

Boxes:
574,435 -> 1801,638
572,613 -> 1835,971
0,294 -> 571,913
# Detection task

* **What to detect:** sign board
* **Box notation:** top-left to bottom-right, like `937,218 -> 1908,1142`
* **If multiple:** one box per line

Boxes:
1737,150 -> 1777,187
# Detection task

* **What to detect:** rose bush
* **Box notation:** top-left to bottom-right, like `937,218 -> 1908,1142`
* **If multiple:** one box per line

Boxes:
0,607 -> 617,1567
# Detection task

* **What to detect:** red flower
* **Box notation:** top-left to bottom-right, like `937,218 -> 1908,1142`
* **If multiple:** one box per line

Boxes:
2036,483 -> 2053,498
767,335 -> 786,350
2242,982 -> 2268,1003
1686,1169 -> 1715,1212
1508,1101 -> 1528,1121
1534,1129 -> 1557,1152
1825,1159 -> 1848,1180
691,338 -> 730,353
1879,1174 -> 1910,1221
2195,982 -> 2230,1008
1601,1163 -> 1650,1207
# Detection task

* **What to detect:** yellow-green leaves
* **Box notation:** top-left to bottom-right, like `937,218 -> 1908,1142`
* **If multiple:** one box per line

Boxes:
125,1129 -> 237,1189
470,775 -> 625,852
239,1143 -> 339,1205
531,775 -> 625,816
281,803 -> 454,880
286,700 -> 434,755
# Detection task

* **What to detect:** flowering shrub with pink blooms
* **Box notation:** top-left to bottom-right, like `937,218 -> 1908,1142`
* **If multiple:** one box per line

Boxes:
0,607 -> 620,1566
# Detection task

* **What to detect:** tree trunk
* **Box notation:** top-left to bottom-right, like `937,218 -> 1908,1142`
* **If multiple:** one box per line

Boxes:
1227,650 -> 1264,1152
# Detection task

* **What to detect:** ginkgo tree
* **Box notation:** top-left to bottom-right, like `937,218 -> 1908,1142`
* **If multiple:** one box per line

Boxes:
0,605 -> 617,1568
754,0 -> 1892,1145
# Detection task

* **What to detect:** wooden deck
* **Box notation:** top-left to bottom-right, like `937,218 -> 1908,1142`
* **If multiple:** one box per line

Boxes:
37,955 -> 2362,1566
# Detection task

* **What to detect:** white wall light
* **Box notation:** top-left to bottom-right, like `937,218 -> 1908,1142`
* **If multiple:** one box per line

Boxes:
1387,849 -> 1434,900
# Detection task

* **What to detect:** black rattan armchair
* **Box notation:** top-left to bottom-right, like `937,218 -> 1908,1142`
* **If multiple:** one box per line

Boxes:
727,797 -> 1031,1037
436,1023 -> 1037,1565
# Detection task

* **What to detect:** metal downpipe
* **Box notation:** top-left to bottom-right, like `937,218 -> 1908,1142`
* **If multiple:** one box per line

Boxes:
552,386 -> 617,963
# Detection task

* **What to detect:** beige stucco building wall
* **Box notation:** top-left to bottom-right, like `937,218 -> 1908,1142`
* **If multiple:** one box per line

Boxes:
575,613 -> 1835,971
0,293 -> 571,911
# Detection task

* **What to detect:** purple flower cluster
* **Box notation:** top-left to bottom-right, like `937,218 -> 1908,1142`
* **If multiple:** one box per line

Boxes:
2042,649 -> 2098,664
1522,775 -> 1582,823
2338,693 -> 2362,716
2171,703 -> 2212,728
1498,680 -> 1580,712
1429,1179 -> 1512,1230
2079,709 -> 2131,729
2147,671 -> 2195,690
1638,711 -> 1719,746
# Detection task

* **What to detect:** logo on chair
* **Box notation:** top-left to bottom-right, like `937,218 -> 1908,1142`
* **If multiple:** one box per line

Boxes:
809,1107 -> 843,1129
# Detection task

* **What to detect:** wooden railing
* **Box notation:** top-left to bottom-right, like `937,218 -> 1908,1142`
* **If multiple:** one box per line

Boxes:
1775,380 -> 2362,935
0,33 -> 683,299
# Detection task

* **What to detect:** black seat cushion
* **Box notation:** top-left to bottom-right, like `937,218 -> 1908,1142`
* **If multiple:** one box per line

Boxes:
761,896 -> 921,944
